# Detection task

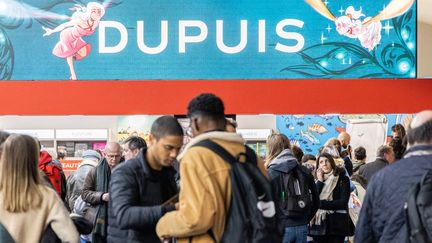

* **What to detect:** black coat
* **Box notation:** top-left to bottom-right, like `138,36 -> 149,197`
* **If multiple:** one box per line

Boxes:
355,145 -> 432,243
107,148 -> 178,243
358,158 -> 388,182
314,174 -> 351,236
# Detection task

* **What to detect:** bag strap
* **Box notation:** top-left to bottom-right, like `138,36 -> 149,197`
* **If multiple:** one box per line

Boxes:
281,165 -> 300,195
192,139 -> 257,243
194,139 -> 257,166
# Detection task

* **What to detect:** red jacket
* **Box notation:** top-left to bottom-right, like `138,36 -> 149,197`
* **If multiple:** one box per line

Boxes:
39,151 -> 63,197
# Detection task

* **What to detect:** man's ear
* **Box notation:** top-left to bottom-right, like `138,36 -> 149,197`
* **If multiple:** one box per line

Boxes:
191,117 -> 200,133
148,133 -> 156,146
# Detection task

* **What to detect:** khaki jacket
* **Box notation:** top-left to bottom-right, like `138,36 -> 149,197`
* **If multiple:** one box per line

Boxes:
156,131 -> 266,243
0,185 -> 79,243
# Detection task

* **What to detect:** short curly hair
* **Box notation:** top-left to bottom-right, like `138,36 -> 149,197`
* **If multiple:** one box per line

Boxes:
187,93 -> 225,120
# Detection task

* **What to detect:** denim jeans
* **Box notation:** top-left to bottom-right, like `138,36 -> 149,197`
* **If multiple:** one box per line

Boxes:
79,235 -> 91,243
283,224 -> 308,243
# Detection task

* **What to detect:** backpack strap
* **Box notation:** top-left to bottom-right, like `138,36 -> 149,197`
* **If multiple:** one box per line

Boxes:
405,180 -> 423,242
194,139 -> 257,166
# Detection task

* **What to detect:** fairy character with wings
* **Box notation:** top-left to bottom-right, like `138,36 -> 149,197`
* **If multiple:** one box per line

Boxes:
305,0 -> 414,51
42,2 -> 105,80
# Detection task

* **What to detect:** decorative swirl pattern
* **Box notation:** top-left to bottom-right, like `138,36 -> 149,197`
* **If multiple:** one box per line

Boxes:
281,10 -> 416,78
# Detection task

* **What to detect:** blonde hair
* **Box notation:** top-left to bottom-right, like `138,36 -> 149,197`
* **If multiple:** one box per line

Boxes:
0,134 -> 43,212
265,133 -> 291,167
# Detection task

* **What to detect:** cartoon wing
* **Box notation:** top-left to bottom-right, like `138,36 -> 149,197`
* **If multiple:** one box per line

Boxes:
364,0 -> 415,25
0,0 -> 69,20
304,0 -> 336,21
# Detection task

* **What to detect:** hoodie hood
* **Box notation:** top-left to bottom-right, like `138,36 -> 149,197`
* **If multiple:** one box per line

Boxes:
39,150 -> 53,165
78,158 -> 99,168
267,149 -> 298,173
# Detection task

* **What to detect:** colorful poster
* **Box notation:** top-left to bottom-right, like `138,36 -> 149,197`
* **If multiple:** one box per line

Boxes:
0,0 -> 416,80
117,115 -> 160,143
276,114 -> 411,157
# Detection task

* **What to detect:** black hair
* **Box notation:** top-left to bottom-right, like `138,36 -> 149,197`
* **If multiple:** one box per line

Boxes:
391,124 -> 406,138
389,136 -> 406,160
151,116 -> 184,140
407,120 -> 432,146
123,136 -> 147,150
187,93 -> 225,122
291,145 -> 304,163
301,154 -> 316,164
354,146 -> 367,161
316,152 -> 344,176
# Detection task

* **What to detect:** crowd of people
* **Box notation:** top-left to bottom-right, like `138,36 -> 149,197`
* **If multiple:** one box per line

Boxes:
0,93 -> 431,243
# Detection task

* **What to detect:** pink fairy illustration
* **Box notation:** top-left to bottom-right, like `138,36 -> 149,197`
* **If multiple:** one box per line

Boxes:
305,0 -> 414,51
335,6 -> 382,51
42,2 -> 105,80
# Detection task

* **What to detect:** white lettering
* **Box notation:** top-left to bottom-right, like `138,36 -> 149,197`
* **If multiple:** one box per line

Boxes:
179,20 -> 208,53
275,19 -> 304,53
216,20 -> 248,54
99,21 -> 128,53
258,20 -> 266,53
137,21 -> 168,54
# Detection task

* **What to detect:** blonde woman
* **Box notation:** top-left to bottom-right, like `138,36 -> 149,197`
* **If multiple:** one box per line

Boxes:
266,133 -> 320,243
0,134 -> 79,243
265,133 -> 291,168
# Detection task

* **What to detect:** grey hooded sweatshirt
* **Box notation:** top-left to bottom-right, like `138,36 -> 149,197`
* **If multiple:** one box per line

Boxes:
267,149 -> 320,227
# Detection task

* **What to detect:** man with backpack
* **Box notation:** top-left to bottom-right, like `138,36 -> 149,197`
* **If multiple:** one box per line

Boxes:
156,93 -> 280,243
267,134 -> 319,243
355,110 -> 432,243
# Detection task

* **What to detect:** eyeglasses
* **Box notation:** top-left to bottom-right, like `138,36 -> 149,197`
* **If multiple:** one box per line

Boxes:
106,154 -> 121,159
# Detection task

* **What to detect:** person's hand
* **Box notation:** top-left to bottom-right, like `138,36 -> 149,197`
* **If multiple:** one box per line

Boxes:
175,202 -> 179,210
317,168 -> 324,182
42,26 -> 54,37
102,193 -> 109,202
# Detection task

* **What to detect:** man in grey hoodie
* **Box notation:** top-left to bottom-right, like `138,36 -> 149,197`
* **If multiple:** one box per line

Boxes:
66,149 -> 102,210
267,136 -> 319,243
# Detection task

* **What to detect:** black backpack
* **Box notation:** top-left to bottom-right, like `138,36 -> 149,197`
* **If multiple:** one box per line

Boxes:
194,140 -> 282,243
279,166 -> 311,217
405,170 -> 432,243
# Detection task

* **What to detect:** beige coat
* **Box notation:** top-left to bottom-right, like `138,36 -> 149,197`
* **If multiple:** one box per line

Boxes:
156,131 -> 266,243
0,185 -> 79,243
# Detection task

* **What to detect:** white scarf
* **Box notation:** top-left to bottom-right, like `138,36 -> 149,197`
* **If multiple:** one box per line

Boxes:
312,171 -> 339,225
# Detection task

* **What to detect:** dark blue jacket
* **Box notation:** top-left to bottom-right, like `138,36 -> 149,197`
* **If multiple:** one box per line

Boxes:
267,149 -> 319,227
355,145 -> 432,243
107,148 -> 177,243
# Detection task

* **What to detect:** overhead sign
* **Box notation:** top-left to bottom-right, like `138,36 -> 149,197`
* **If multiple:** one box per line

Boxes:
0,0 -> 416,80
56,129 -> 108,140
5,129 -> 55,140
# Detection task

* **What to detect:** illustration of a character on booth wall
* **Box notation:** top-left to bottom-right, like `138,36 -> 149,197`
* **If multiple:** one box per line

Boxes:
42,2 -> 105,80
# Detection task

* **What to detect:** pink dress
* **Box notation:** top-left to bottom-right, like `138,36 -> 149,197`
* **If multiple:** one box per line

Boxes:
52,24 -> 95,59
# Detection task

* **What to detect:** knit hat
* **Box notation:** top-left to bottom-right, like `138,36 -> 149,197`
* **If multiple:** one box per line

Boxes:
82,149 -> 101,161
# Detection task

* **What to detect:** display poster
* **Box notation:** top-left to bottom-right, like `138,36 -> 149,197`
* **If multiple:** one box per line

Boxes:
0,0 -> 416,80
276,114 -> 410,161
117,115 -> 160,143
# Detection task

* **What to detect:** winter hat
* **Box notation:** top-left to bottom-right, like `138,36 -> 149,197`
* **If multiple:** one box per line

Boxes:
82,149 -> 101,161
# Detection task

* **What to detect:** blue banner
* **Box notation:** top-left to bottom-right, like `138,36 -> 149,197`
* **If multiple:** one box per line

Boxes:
0,0 -> 416,80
